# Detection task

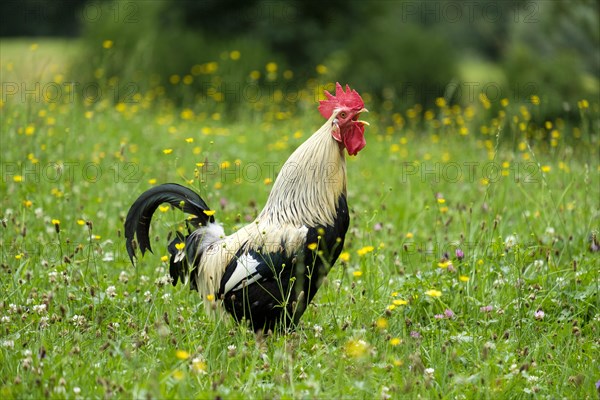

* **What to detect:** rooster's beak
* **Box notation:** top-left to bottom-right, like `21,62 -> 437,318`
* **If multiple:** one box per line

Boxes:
355,108 -> 369,126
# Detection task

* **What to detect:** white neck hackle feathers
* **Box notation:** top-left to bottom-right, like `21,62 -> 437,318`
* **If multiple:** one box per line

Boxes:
257,112 -> 346,228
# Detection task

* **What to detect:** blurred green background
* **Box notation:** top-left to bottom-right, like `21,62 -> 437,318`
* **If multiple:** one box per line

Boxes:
1,0 -> 598,122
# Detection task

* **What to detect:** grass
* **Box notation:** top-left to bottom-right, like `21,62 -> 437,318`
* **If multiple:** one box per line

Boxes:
1,39 -> 599,399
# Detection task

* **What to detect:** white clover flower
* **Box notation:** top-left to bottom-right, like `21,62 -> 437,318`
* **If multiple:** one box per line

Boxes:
313,324 -> 323,338
33,304 -> 47,315
505,235 -> 518,249
119,271 -> 129,283
162,293 -> 171,303
106,286 -> 117,298
72,315 -> 86,326
155,274 -> 173,287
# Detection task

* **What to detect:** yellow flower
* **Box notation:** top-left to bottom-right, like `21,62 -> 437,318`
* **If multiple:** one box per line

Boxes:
230,50 -> 241,60
357,246 -> 375,256
158,205 -> 170,212
176,350 -> 190,360
175,242 -> 185,251
577,99 -> 589,109
307,243 -> 318,251
192,359 -> 207,374
500,98 -> 509,107
102,40 -> 113,49
51,219 -> 61,225
405,232 -> 414,239
182,75 -> 193,85
345,339 -> 369,358
206,294 -> 215,302
266,62 -> 278,73
316,64 -> 328,74
437,261 -> 451,269
425,289 -> 442,298
263,178 -> 273,185
393,299 -> 408,306
76,219 -> 85,225
541,165 -> 551,173
437,198 -> 445,204
185,137 -> 194,143
172,370 -> 185,380
180,109 -> 194,120
376,317 -> 388,329
169,75 -> 180,85
15,254 -> 23,260
530,95 -> 540,105
435,97 -> 446,108
163,149 -> 173,155
25,125 -> 35,135
23,200 -> 33,208
389,338 -> 402,346
386,304 -> 396,311
352,270 -> 363,277
13,175 -> 23,183
160,255 -> 169,262
249,70 -> 261,80
203,210 -> 215,216
148,178 -> 157,185
339,252 -> 350,262
459,275 -> 470,282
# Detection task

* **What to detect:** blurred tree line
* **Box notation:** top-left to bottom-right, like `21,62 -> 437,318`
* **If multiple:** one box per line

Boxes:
3,0 -> 598,120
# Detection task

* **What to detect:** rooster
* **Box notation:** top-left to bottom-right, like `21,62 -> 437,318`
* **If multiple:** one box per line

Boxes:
125,83 -> 368,332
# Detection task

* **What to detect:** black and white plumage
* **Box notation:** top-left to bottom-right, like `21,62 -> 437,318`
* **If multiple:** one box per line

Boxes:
125,83 -> 368,332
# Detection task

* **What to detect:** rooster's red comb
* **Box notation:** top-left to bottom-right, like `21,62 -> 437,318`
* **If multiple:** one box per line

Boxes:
318,82 -> 364,119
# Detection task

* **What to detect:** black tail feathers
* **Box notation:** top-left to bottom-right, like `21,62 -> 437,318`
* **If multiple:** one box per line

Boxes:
124,183 -> 214,265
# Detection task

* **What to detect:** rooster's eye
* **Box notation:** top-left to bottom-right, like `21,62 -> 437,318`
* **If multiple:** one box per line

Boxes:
339,112 -> 347,119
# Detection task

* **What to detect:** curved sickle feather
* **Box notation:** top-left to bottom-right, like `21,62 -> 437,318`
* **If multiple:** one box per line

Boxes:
124,183 -> 213,264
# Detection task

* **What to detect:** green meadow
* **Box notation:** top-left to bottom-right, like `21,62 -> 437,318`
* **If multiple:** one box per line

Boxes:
1,39 -> 599,399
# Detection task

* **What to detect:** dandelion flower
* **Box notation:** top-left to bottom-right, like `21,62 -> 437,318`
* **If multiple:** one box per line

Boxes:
339,252 -> 350,262
425,289 -> 442,298
389,338 -> 401,346
176,350 -> 190,360
162,149 -> 173,155
352,270 -> 363,277
102,40 -> 113,49
357,246 -> 375,256
376,317 -> 388,329
345,339 -> 369,358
